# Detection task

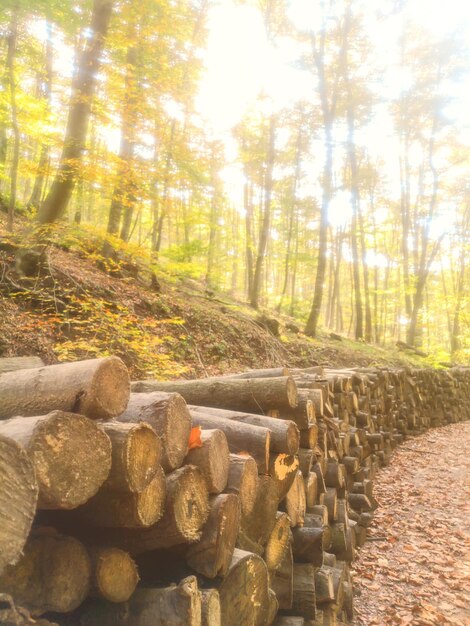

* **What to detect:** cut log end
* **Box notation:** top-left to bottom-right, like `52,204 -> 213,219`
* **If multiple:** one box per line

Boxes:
90,547 -> 139,603
83,356 -> 130,419
0,436 -> 38,575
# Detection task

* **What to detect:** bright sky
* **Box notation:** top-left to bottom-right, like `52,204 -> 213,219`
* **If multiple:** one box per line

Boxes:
196,0 -> 470,227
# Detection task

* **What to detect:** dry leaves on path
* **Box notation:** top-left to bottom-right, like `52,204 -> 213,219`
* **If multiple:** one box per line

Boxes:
352,422 -> 470,626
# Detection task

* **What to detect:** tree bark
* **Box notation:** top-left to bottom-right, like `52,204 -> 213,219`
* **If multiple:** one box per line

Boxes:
184,429 -> 230,494
225,453 -> 258,517
0,356 -> 44,373
117,392 -> 191,472
0,357 -> 130,421
132,376 -> 298,413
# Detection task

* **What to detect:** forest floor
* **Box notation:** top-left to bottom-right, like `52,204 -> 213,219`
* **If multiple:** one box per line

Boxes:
352,421 -> 470,626
0,215 -> 431,378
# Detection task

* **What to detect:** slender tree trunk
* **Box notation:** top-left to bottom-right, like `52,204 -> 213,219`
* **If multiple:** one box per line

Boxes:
244,180 -> 254,300
38,0 -> 113,224
29,22 -> 53,209
6,5 -> 19,232
251,115 -> 276,309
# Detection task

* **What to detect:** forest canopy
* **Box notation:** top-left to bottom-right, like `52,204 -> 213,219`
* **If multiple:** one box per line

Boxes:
0,0 -> 469,361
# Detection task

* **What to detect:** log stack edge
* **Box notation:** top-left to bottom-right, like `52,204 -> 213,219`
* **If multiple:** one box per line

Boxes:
0,356 -> 469,626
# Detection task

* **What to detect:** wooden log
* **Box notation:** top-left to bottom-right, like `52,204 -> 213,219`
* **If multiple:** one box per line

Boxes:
0,594 -> 59,626
117,392 -> 191,472
190,406 -> 299,455
283,471 -> 306,527
71,465 -> 209,554
184,429 -> 230,494
0,532 -> 91,616
277,389 -> 314,429
225,453 -> 258,517
77,576 -> 202,626
217,549 -> 269,626
292,526 -> 324,566
0,357 -> 130,420
267,588 -> 279,625
74,467 -> 166,527
200,589 -> 221,626
314,566 -> 335,604
188,413 -> 270,473
99,421 -> 161,492
218,367 -> 290,379
304,471 -> 318,510
186,493 -> 240,578
270,544 -> 293,610
299,424 -> 318,449
290,562 -> 316,619
324,487 -> 338,522
273,618 -> 305,626
0,436 -> 38,576
310,463 -> 326,494
0,356 -> 44,373
0,411 -> 112,509
298,448 -> 314,477
133,376 -> 298,413
270,454 -> 300,500
89,547 -> 139,603
240,475 -> 280,547
264,511 -> 291,571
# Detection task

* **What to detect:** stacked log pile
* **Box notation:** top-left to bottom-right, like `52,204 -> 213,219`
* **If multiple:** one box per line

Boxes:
0,356 -> 469,626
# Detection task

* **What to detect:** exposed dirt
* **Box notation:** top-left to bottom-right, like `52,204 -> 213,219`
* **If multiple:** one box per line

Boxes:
353,422 -> 470,626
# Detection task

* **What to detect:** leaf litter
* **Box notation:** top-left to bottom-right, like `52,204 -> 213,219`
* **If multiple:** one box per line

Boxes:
352,422 -> 470,626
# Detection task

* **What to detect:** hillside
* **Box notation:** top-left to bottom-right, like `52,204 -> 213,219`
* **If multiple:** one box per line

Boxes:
0,217 -> 430,379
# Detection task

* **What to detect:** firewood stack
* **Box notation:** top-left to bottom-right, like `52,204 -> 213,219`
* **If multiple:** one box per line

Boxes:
0,356 -> 469,626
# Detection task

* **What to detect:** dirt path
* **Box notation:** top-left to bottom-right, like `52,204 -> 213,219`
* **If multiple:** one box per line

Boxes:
352,422 -> 470,626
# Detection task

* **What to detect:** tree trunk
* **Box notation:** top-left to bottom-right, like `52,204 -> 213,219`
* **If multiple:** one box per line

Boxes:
0,357 -> 130,421
0,532 -> 91,616
0,411 -> 111,509
38,0 -> 113,223
6,6 -> 19,232
0,356 -> 44,373
200,589 -> 221,626
251,115 -> 276,309
99,421 -> 161,493
189,406 -> 299,455
0,435 -> 38,576
89,547 -> 139,603
184,429 -> 230,494
186,493 -> 240,578
132,376 -> 298,413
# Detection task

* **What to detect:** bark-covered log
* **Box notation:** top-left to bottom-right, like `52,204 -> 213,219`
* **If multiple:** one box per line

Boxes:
74,467 -> 166,527
217,549 -> 269,626
292,526 -> 324,566
304,471 -> 318,510
0,357 -> 130,420
0,436 -> 38,575
184,429 -> 229,494
188,413 -> 270,473
133,376 -> 298,413
216,367 -> 290,379
0,411 -> 111,509
270,454 -> 300,500
99,421 -> 161,492
273,618 -> 305,626
0,532 -> 91,616
0,594 -> 59,626
77,576 -> 201,626
186,493 -> 240,578
0,356 -> 44,373
298,448 -> 313,477
75,465 -> 209,554
290,563 -> 316,619
276,389 -> 314,429
299,424 -> 318,449
117,392 -> 191,472
225,453 -> 258,516
283,471 -> 306,527
89,547 -> 139,603
267,588 -> 279,625
314,566 -> 335,604
240,475 -> 279,548
200,589 -> 221,626
270,543 -> 293,610
264,511 -> 291,571
189,406 -> 299,455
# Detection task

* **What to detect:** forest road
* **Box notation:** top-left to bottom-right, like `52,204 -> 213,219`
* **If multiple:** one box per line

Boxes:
352,421 -> 470,626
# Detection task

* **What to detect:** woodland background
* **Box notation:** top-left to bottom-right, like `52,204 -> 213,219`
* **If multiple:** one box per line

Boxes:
0,0 -> 469,363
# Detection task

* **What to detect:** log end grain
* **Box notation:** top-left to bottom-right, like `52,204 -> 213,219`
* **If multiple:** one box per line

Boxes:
0,436 -> 38,575
90,547 -> 139,603
81,356 -> 130,419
